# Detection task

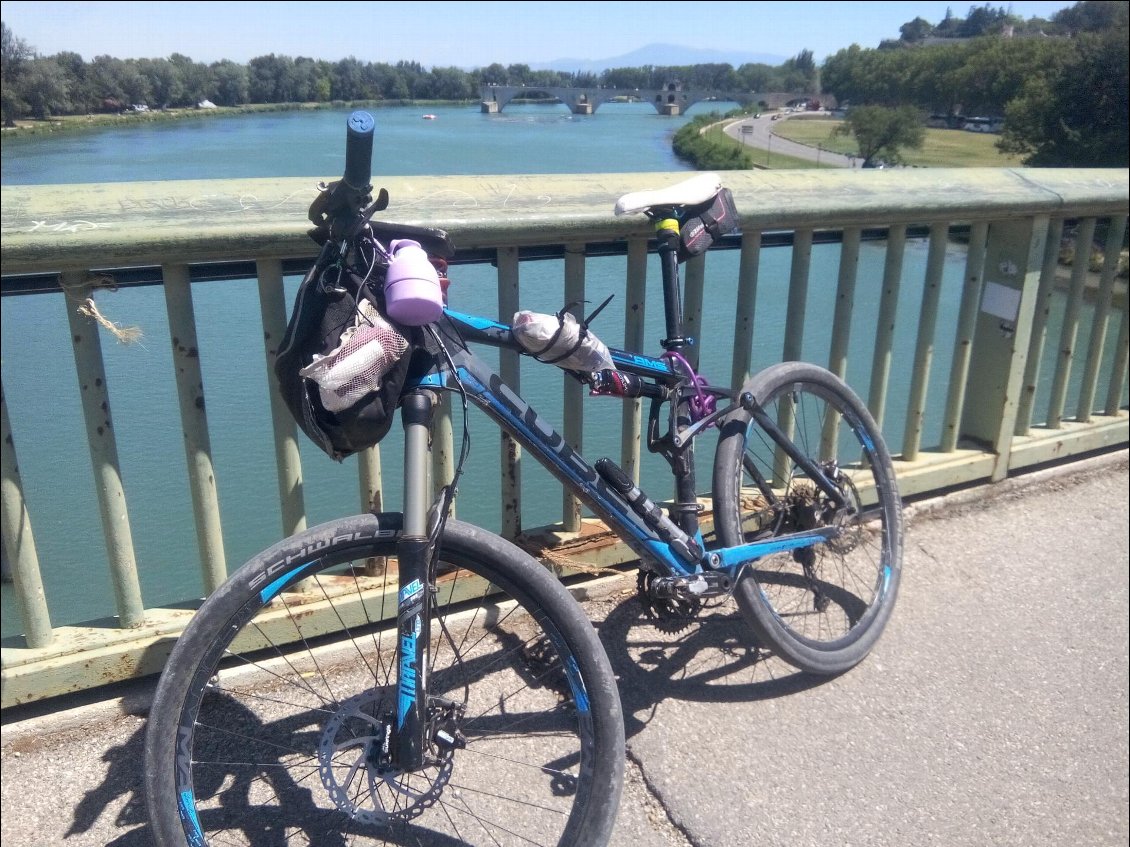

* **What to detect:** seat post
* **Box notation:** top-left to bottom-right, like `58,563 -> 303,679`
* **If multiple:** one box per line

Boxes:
655,218 -> 686,352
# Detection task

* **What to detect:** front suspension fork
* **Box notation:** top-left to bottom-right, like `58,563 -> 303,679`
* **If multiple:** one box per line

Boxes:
394,390 -> 435,772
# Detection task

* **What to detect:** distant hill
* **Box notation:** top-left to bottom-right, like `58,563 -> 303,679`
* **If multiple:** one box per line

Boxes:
532,42 -> 788,73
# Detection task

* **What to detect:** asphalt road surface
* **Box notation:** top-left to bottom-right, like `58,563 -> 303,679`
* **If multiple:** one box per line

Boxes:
2,452 -> 1128,846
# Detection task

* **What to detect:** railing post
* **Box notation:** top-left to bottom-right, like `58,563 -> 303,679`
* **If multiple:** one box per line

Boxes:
959,216 -> 1050,481
1015,218 -> 1065,435
776,228 -> 813,483
902,222 -> 950,461
63,272 -> 145,628
562,244 -> 585,533
1076,215 -> 1128,422
682,253 -> 706,370
869,224 -> 907,431
781,228 -> 813,364
163,264 -> 228,593
822,227 -> 861,459
1105,299 -> 1129,418
256,258 -> 307,536
621,237 -> 648,483
498,246 -> 523,537
1047,218 -> 1098,428
0,381 -> 53,647
827,227 -> 861,381
431,394 -> 455,511
730,231 -> 762,392
942,221 -> 989,451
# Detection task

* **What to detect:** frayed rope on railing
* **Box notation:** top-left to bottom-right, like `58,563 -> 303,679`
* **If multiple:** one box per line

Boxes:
59,273 -> 144,345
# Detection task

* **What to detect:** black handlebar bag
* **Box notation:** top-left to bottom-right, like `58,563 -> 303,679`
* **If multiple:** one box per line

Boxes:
274,261 -> 417,461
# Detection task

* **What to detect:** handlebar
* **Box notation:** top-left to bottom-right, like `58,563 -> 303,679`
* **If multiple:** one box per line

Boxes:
343,110 -> 375,190
306,110 -> 455,258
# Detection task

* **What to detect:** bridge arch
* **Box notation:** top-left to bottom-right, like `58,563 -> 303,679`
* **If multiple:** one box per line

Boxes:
480,85 -> 801,116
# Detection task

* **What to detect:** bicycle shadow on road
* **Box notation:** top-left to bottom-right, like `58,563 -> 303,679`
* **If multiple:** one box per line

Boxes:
69,694 -> 567,847
60,594 -> 831,845
64,628 -> 598,846
594,591 -> 830,742
64,718 -> 151,846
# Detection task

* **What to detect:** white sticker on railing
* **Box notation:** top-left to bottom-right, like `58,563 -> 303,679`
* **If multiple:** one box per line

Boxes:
980,281 -> 1022,322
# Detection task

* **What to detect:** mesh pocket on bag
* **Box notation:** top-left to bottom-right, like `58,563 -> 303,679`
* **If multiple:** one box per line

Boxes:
299,300 -> 409,413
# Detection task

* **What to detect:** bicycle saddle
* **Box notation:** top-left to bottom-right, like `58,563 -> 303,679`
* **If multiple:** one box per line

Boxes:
614,172 -> 724,216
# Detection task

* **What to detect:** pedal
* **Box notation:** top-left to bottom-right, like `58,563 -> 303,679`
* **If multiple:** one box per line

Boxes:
647,571 -> 732,601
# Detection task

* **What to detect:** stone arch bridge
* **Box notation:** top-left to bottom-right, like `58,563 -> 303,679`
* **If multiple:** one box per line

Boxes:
481,84 -> 800,115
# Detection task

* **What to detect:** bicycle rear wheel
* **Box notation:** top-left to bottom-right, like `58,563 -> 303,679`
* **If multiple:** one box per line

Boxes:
144,513 -> 624,846
712,362 -> 903,675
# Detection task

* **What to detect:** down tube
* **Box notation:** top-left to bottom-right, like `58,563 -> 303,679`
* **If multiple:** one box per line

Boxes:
418,355 -> 691,576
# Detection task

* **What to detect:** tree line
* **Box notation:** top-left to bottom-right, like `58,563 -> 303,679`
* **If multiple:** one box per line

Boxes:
0,21 -> 816,125
820,1 -> 1127,167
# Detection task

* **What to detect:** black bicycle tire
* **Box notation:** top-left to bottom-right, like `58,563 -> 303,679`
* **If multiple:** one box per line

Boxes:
144,513 -> 624,846
711,361 -> 904,674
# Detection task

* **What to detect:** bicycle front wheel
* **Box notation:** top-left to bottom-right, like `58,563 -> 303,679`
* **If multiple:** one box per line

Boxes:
712,362 -> 903,675
144,514 -> 624,846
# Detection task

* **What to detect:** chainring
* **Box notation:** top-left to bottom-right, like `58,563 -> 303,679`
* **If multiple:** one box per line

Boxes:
637,571 -> 702,633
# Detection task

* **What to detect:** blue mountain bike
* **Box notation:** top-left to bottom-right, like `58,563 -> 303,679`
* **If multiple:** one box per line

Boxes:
145,112 -> 903,846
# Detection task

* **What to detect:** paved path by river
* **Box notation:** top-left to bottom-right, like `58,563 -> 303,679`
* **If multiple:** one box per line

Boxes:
2,451 -> 1128,846
725,112 -> 857,168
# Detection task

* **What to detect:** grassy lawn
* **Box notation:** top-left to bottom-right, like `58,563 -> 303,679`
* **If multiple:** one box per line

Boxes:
771,117 -> 1027,167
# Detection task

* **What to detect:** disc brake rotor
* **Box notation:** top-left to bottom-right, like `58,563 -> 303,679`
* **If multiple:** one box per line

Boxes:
318,690 -> 454,825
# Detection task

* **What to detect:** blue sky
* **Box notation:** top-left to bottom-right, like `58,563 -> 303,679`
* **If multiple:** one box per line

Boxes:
1,1 -> 1080,67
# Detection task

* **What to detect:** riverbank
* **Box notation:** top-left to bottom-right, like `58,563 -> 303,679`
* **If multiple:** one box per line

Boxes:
1,99 -> 476,137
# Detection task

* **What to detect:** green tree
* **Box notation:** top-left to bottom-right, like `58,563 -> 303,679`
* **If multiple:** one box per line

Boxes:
2,22 -> 33,124
292,57 -> 331,102
833,104 -> 925,166
19,56 -> 72,118
331,57 -> 367,100
248,54 -> 287,103
141,58 -> 185,108
209,59 -> 249,106
735,62 -> 775,92
479,62 -> 508,85
958,4 -> 1010,37
54,51 -> 93,111
169,54 -> 209,106
999,28 -> 1129,166
1055,0 -> 1129,34
604,66 -> 651,89
899,17 -> 935,42
429,66 -> 474,100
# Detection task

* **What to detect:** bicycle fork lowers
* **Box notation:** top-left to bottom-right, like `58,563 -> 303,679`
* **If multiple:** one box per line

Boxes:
381,390 -> 462,778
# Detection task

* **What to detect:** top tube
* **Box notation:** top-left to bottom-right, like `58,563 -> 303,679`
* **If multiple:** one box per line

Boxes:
442,309 -> 678,381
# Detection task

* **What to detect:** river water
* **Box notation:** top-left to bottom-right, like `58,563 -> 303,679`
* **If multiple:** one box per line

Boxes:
0,102 -> 1105,635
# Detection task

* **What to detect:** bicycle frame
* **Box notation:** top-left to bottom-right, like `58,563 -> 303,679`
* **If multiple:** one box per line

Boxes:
408,312 -> 844,576
388,215 -> 843,774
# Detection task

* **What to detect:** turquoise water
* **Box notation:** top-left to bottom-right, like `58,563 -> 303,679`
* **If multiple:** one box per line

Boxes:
0,103 -> 1117,636
0,101 -> 703,184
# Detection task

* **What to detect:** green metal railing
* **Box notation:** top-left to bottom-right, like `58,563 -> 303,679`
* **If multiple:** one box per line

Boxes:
1,168 -> 1127,708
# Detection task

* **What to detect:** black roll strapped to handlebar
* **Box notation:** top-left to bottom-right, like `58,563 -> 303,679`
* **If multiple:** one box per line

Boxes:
343,110 -> 376,191
306,111 -> 384,243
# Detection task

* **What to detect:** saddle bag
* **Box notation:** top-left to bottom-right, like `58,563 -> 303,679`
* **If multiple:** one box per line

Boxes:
678,187 -> 739,260
274,260 -> 418,461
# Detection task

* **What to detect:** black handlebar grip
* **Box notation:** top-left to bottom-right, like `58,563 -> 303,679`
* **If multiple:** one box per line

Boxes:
343,111 -> 375,190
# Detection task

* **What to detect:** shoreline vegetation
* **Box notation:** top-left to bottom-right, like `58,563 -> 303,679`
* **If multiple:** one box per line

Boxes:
0,99 -> 478,136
